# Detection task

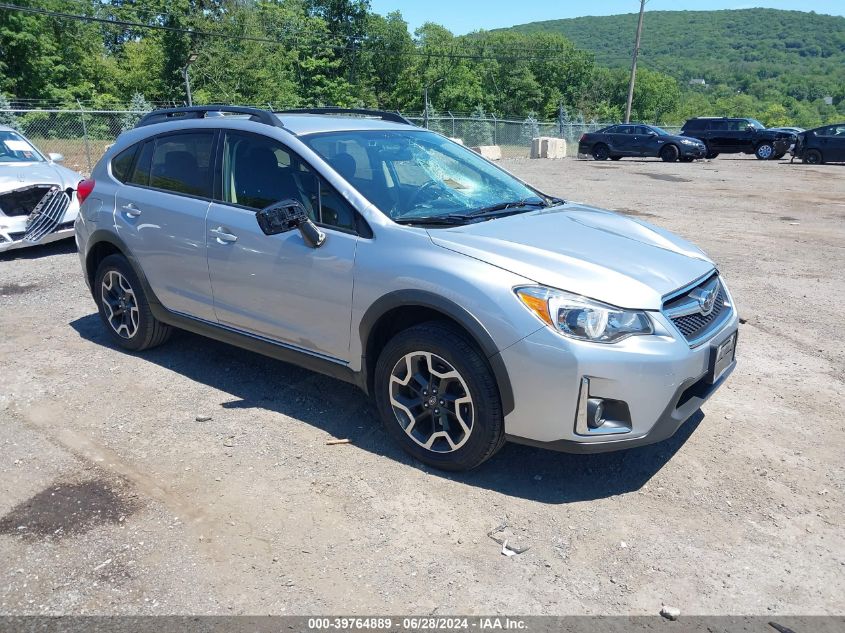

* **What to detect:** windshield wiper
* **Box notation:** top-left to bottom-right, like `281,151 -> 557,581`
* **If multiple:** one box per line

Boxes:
393,214 -> 471,226
466,199 -> 547,218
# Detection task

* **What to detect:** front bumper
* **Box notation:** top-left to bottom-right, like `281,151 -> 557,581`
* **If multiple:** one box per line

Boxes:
497,308 -> 739,452
679,144 -> 706,158
0,192 -> 79,253
773,138 -> 793,154
0,223 -> 76,253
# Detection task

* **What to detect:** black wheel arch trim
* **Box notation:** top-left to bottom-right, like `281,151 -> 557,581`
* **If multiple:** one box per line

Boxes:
359,289 -> 515,415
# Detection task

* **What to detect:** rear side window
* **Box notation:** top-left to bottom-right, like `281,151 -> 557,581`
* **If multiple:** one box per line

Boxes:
684,120 -> 704,131
111,144 -> 138,182
148,132 -> 215,198
128,141 -> 154,186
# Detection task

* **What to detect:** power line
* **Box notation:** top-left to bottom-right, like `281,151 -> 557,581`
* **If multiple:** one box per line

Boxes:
0,2 -> 591,63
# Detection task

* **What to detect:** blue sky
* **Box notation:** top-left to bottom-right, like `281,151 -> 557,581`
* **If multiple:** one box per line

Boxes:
368,1 -> 845,34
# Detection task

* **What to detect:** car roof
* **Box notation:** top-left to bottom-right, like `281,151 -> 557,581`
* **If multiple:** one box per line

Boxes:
276,113 -> 415,136
0,125 -> 21,132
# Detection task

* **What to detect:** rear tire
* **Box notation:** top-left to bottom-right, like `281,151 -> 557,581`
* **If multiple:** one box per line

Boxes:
94,254 -> 171,351
755,143 -> 774,160
374,322 -> 505,471
660,144 -> 679,162
592,144 -> 610,161
803,149 -> 823,165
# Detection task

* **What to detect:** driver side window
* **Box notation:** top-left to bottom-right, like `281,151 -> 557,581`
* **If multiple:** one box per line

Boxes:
220,131 -> 357,232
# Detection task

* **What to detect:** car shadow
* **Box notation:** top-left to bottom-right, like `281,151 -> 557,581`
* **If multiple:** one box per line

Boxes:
0,238 -> 77,261
69,313 -> 702,504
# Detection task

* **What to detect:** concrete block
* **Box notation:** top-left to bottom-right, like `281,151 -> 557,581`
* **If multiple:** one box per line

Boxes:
531,136 -> 567,159
470,145 -> 502,161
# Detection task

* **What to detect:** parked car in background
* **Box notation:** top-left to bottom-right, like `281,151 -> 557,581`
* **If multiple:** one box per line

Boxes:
0,126 -> 82,253
75,106 -> 738,471
680,117 -> 795,160
791,123 -> 845,164
578,124 -> 706,162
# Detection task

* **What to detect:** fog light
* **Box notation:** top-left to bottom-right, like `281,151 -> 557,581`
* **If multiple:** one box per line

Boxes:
587,398 -> 605,429
574,376 -> 633,437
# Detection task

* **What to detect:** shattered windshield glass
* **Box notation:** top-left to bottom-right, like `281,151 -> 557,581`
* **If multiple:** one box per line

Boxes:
302,129 -> 543,221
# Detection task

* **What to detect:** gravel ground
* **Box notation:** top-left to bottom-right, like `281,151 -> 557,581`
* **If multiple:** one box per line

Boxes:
1,155 -> 843,616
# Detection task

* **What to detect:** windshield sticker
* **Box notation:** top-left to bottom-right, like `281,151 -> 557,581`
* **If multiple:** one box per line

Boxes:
4,140 -> 33,152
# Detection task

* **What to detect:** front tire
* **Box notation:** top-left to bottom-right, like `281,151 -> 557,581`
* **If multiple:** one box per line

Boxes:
803,149 -> 823,165
374,322 -> 505,471
592,144 -> 610,161
94,254 -> 171,351
660,144 -> 679,162
755,143 -> 774,160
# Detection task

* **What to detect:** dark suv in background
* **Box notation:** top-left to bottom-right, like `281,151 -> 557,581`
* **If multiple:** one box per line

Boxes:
680,117 -> 795,160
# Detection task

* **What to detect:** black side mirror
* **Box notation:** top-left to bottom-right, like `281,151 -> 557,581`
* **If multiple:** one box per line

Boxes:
256,199 -> 325,248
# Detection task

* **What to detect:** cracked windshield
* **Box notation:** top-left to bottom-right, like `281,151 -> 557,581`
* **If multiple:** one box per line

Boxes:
303,130 -> 544,222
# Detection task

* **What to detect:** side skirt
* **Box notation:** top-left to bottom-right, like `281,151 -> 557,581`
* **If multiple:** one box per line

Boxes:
149,304 -> 368,392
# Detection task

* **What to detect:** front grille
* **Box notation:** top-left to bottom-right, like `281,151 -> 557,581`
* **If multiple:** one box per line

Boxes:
0,184 -> 54,216
24,187 -> 71,243
663,273 -> 732,345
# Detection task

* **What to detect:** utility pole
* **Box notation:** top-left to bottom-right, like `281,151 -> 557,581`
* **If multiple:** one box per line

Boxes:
183,52 -> 198,106
624,0 -> 646,123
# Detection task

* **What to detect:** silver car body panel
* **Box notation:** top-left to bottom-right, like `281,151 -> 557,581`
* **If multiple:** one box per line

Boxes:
76,113 -> 738,450
0,127 -> 82,252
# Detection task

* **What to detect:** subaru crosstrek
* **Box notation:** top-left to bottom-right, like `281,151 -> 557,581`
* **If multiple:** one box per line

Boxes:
74,106 -> 738,471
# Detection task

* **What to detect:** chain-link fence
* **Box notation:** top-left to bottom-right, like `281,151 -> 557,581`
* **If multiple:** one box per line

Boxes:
0,109 -> 146,175
1,107 -> 682,175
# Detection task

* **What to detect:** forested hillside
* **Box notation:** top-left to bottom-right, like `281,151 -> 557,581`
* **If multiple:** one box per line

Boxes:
503,9 -> 845,125
1,2 -> 843,128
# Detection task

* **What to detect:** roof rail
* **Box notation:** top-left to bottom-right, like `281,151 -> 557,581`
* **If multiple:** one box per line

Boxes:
135,105 -> 282,129
275,107 -> 413,126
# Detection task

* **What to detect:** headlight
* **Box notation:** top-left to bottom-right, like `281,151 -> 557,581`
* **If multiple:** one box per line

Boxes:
515,286 -> 653,343
680,139 -> 697,146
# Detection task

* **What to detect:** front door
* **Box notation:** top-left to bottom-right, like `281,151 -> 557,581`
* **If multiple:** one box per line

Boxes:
205,130 -> 359,361
816,125 -> 845,162
114,130 -> 217,321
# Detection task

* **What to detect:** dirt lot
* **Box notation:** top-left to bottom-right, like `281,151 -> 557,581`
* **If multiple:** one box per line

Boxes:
1,156 -> 843,616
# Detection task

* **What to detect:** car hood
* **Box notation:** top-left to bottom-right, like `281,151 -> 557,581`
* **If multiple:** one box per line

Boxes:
428,202 -> 715,310
666,134 -> 704,145
0,162 -> 81,191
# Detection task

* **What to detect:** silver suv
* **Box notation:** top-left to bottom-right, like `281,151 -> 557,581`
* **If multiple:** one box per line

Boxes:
74,106 -> 738,471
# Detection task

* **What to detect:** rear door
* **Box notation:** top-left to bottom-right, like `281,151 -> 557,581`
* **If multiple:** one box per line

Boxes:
611,125 -> 638,155
114,130 -> 217,321
205,130 -> 359,361
706,120 -> 731,151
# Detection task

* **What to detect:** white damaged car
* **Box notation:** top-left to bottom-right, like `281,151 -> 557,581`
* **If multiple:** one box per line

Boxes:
0,125 -> 82,253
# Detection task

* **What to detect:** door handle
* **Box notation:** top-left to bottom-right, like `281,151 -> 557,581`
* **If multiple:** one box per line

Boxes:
120,203 -> 141,217
210,226 -> 238,243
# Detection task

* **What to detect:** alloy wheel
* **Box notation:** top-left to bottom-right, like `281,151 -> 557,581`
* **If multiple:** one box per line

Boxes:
757,144 -> 773,159
101,270 -> 140,339
389,351 -> 474,453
